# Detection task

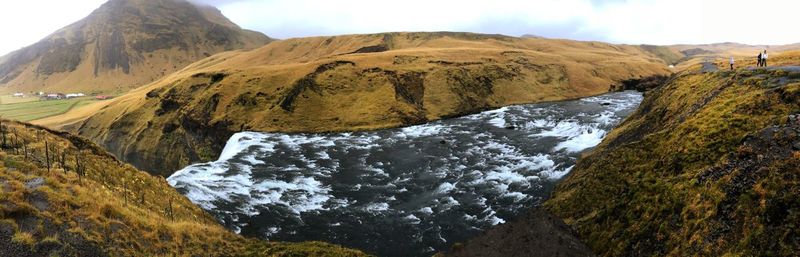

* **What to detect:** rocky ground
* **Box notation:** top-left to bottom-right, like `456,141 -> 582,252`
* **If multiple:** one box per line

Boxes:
445,209 -> 594,257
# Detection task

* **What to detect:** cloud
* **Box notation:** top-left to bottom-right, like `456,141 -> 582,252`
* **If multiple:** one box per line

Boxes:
2,0 -> 800,57
0,0 -> 106,57
187,0 -> 249,6
216,0 -> 600,39
211,0 -> 800,45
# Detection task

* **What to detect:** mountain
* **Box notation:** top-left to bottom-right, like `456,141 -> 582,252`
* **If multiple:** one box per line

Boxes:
0,119 -> 367,256
0,0 -> 271,95
452,54 -> 800,256
521,34 -> 545,39
36,32 -> 671,177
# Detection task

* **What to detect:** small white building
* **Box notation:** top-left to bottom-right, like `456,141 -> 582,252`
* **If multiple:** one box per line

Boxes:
66,93 -> 87,98
13,93 -> 24,97
45,93 -> 65,100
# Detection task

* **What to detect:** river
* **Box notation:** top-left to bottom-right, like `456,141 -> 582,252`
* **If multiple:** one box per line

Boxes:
167,91 -> 643,257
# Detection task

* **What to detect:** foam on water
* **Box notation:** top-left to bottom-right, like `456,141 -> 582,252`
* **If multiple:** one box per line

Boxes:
167,91 -> 644,257
554,128 -> 607,152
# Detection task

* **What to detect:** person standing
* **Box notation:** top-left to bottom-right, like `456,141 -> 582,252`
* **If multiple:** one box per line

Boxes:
757,52 -> 763,67
730,56 -> 735,70
762,50 -> 768,67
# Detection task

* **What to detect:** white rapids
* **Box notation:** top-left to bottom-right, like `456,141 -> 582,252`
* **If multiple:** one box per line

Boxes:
168,91 -> 644,257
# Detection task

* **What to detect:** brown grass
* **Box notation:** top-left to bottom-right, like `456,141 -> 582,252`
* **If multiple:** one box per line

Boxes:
35,32 -> 673,175
545,67 -> 800,256
0,119 -> 369,256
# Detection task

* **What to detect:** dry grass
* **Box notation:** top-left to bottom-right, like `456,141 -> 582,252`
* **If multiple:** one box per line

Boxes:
545,67 -> 800,256
0,119 -> 369,256
36,32 -> 673,175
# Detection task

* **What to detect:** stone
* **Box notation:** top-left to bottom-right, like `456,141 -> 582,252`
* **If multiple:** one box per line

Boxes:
24,177 -> 45,190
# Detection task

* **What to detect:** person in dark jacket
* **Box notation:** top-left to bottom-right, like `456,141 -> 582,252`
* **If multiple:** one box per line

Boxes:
757,52 -> 763,67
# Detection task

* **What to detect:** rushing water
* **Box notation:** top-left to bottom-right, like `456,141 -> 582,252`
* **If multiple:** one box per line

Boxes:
168,91 -> 643,257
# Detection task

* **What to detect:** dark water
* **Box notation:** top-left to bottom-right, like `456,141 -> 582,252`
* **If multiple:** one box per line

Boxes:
168,91 -> 643,257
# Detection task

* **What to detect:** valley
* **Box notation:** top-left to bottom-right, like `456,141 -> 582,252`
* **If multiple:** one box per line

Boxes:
37,32 -> 672,177
1,0 -> 799,256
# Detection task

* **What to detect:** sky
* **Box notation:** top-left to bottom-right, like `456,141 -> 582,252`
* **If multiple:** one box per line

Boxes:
1,0 -> 799,56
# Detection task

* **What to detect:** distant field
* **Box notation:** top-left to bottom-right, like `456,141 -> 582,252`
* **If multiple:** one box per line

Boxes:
0,97 -> 96,122
0,95 -> 40,104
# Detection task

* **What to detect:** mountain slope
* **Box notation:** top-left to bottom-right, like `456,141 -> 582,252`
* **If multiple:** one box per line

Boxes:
541,66 -> 800,256
38,32 -> 671,176
0,0 -> 271,95
0,119 -> 367,256
639,44 -> 684,65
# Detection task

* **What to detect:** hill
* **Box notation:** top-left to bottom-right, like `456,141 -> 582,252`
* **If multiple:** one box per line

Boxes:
639,45 -> 684,65
0,119 -> 367,256
520,34 -> 545,39
36,32 -> 672,176
0,0 -> 271,95
548,66 -> 800,256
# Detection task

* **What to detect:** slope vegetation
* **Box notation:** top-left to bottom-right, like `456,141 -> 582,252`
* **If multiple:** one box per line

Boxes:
544,66 -> 800,255
38,32 -> 672,176
0,0 -> 270,95
0,119 -> 367,256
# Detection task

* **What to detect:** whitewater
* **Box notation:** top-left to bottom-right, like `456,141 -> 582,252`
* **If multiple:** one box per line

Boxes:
168,91 -> 644,257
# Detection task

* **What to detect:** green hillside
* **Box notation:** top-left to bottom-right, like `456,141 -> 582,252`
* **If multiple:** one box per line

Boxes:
546,68 -> 800,256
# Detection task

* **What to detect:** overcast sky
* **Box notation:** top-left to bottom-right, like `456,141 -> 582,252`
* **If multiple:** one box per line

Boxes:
1,0 -> 799,56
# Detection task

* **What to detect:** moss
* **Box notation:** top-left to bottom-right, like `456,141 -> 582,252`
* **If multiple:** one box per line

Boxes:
546,69 -> 800,256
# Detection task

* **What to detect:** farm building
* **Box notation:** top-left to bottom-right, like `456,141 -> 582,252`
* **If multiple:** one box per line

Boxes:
44,93 -> 66,100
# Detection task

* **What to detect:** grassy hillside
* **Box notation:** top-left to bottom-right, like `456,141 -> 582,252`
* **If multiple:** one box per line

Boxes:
639,45 -> 684,65
544,65 -> 800,255
0,119 -> 367,256
0,0 -> 271,95
36,32 -> 672,176
668,44 -> 800,71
